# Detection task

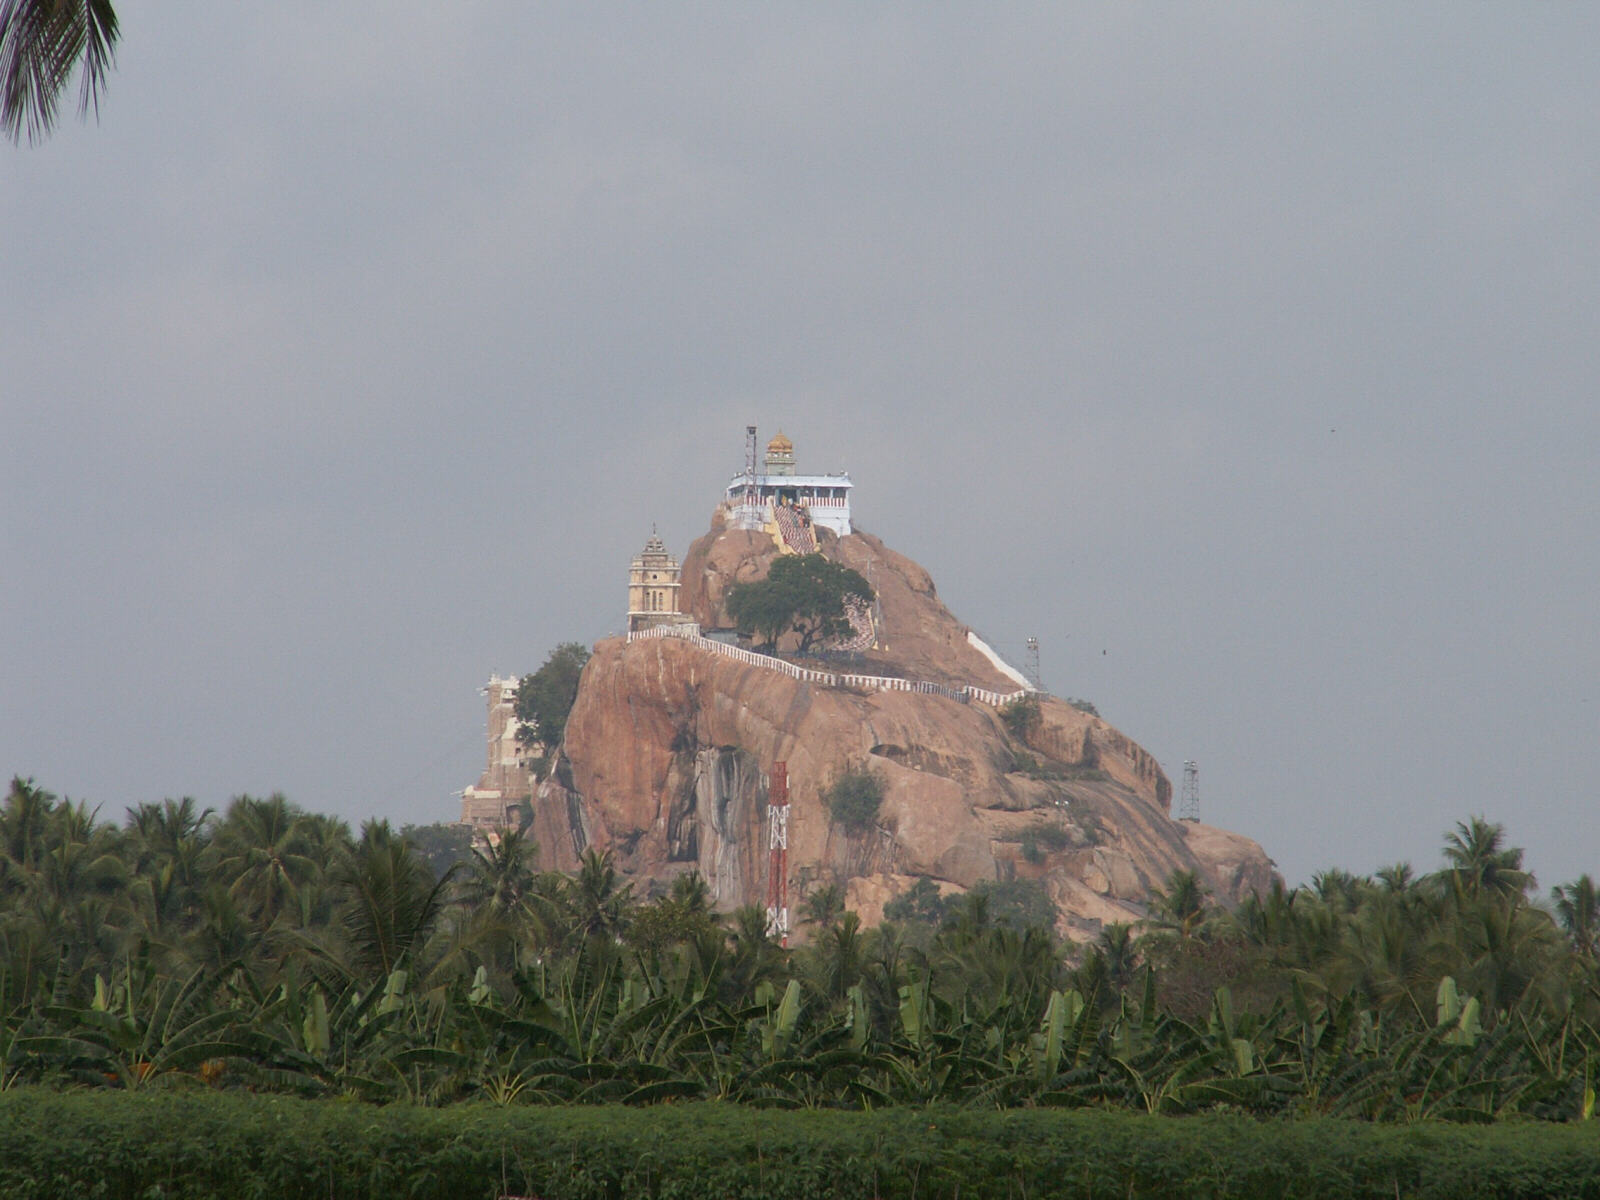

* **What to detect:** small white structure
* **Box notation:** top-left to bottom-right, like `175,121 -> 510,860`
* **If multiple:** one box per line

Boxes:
724,429 -> 854,538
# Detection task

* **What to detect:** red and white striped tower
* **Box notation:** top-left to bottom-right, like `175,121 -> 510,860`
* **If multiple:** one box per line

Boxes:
765,761 -> 790,945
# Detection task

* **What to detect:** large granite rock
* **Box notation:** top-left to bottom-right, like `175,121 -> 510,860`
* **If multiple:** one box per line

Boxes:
526,522 -> 1276,940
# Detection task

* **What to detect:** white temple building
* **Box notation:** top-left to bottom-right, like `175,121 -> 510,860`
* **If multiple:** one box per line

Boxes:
723,428 -> 854,538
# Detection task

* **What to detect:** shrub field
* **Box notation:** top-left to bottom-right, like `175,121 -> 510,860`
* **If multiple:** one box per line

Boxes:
2,1091 -> 1600,1200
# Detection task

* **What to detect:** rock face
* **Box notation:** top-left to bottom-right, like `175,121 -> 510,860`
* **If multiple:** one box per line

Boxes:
680,511 -> 1019,691
528,520 -> 1276,940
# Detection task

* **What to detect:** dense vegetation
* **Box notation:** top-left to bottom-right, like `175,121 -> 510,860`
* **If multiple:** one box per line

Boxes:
5,1092 -> 1600,1199
2,775 -> 1595,1124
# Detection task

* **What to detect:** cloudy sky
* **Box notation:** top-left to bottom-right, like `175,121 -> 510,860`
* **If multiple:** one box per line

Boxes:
5,4 -> 1597,889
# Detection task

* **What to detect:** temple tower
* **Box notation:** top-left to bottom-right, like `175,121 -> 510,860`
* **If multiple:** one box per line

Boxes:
627,529 -> 683,631
764,430 -> 796,476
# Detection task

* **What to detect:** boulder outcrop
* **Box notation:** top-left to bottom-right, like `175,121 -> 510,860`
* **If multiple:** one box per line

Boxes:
527,519 -> 1276,940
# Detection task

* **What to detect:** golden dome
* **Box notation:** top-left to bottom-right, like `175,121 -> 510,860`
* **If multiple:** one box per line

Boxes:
766,431 -> 793,455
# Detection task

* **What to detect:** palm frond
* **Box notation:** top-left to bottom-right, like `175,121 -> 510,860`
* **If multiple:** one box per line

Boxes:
1,0 -> 119,144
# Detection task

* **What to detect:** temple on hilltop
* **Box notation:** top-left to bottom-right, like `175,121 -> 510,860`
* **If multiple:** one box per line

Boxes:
724,427 -> 853,539
462,426 -> 868,832
626,427 -> 872,645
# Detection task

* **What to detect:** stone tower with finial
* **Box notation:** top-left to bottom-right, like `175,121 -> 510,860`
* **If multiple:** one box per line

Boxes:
626,528 -> 685,632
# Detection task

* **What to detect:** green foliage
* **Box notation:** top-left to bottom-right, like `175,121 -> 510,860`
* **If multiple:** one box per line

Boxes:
514,642 -> 591,751
884,875 -> 1058,936
400,821 -> 476,881
1020,822 -> 1073,864
5,1093 -> 1600,1199
999,694 -> 1041,739
883,874 -> 949,925
825,766 -> 882,834
1009,749 -> 1062,780
1553,873 -> 1600,958
1,776 -> 1599,1135
1066,697 -> 1100,716
726,553 -> 874,653
974,878 -> 1059,932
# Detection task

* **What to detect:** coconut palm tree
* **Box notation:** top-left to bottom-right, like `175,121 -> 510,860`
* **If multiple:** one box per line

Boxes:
457,827 -> 540,915
213,794 -> 318,928
1550,875 -> 1599,960
18,798 -> 131,991
799,882 -> 846,933
724,903 -> 785,1002
1308,869 -> 1367,915
125,797 -> 213,937
799,910 -> 867,1005
1149,869 -> 1209,940
0,0 -> 119,143
1332,887 -> 1436,1018
1441,817 -> 1533,902
1442,892 -> 1565,1018
442,826 -> 553,977
561,849 -> 633,950
332,820 -> 454,981
0,776 -> 55,889
1375,862 -> 1416,894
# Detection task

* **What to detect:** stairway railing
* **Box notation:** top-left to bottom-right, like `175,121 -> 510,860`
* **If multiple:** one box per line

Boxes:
626,623 -> 1033,707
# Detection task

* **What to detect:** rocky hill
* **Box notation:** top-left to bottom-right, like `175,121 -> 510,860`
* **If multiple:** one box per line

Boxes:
525,512 -> 1275,939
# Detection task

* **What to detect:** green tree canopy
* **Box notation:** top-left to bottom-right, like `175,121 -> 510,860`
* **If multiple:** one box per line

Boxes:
514,642 -> 591,752
725,553 -> 873,653
825,766 -> 882,834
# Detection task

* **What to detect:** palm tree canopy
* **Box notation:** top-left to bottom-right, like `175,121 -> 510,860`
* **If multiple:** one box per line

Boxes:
334,820 -> 452,978
459,826 -> 539,914
1,0 -> 119,144
1442,817 -> 1532,901
1551,874 -> 1599,957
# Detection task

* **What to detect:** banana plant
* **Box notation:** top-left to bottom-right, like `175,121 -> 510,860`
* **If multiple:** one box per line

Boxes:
1027,987 -> 1083,1083
29,966 -> 244,1089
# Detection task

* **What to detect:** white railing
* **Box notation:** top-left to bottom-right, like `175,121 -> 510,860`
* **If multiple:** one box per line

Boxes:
627,623 -> 1033,708
627,622 -> 702,641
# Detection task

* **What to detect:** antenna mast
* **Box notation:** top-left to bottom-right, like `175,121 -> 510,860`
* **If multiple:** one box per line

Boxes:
765,761 -> 790,945
1179,760 -> 1200,822
1025,636 -> 1041,690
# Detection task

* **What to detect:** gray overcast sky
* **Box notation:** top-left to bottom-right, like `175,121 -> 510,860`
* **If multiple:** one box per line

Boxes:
4,4 -> 1597,889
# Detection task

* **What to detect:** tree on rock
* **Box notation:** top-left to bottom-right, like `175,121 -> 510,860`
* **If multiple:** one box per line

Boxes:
515,642 -> 591,752
726,554 -> 873,653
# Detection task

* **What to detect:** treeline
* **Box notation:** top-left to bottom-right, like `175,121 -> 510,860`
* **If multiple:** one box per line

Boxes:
1,776 -> 1597,1123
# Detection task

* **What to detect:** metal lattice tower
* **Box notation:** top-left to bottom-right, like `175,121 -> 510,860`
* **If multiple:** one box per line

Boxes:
743,425 -> 759,507
1179,760 -> 1200,822
765,761 -> 790,945
1026,636 -> 1041,690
